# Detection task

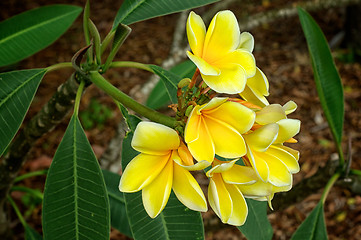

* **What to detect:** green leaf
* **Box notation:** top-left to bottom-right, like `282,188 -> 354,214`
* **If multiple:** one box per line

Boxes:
237,199 -> 273,240
121,122 -> 205,240
291,201 -> 328,240
113,0 -> 219,27
42,115 -> 110,240
298,8 -> 344,146
146,60 -> 196,109
148,65 -> 181,104
0,69 -> 46,157
0,5 -> 82,67
25,225 -> 42,240
102,170 -> 132,238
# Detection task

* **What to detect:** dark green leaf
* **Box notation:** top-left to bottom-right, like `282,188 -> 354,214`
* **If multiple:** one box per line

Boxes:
0,69 -> 46,157
121,123 -> 205,240
146,60 -> 196,109
298,8 -> 344,145
25,225 -> 42,240
148,65 -> 180,104
291,201 -> 328,240
115,101 -> 142,132
237,199 -> 273,240
102,170 -> 132,238
113,0 -> 219,27
0,5 -> 82,67
43,115 -> 110,240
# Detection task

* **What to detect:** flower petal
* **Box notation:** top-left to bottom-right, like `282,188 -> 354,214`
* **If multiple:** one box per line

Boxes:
132,121 -> 179,155
187,11 -> 206,57
265,154 -> 292,187
274,119 -> 301,143
222,165 -> 258,184
206,101 -> 255,134
119,153 -> 169,192
172,149 -> 211,171
255,104 -> 286,125
199,97 -> 228,112
142,159 -> 173,218
244,123 -> 279,152
184,106 -> 201,143
238,180 -> 292,198
283,100 -> 297,115
277,145 -> 300,161
208,173 -> 232,223
204,116 -> 247,158
203,10 -> 240,62
187,117 -> 215,162
187,51 -> 220,76
247,146 -> 269,182
202,64 -> 247,94
225,184 -> 248,226
206,159 -> 238,177
238,32 -> 254,52
177,142 -> 194,166
268,146 -> 300,173
246,67 -> 269,97
173,163 -> 207,212
239,84 -> 269,107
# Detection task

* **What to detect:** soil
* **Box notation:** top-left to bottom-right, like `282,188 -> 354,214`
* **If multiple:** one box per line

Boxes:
1,0 -> 360,239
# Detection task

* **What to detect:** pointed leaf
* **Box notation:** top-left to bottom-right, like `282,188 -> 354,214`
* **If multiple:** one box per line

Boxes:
291,201 -> 328,240
121,123 -> 205,240
146,60 -> 196,109
113,0 -> 219,27
25,225 -> 43,240
43,115 -> 110,240
102,170 -> 132,238
298,8 -> 344,145
237,199 -> 273,240
0,5 -> 82,67
0,69 -> 46,157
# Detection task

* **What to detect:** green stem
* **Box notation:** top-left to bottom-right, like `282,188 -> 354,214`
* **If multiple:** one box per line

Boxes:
10,186 -> 43,200
89,71 -> 176,128
101,30 -> 115,55
14,169 -> 48,183
350,169 -> 361,177
7,196 -> 26,227
321,172 -> 340,204
109,61 -> 154,72
74,81 -> 85,117
46,62 -> 73,73
337,143 -> 345,167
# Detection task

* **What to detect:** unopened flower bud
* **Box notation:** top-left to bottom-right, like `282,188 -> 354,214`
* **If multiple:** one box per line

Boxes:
178,78 -> 191,88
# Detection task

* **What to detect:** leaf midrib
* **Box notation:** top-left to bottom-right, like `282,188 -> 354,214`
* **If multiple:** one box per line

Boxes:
0,8 -> 79,45
120,0 -> 147,24
72,117 -> 80,240
0,70 -> 45,109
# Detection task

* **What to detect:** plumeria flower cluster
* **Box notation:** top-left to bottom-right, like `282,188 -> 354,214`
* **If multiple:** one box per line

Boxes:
119,10 -> 300,226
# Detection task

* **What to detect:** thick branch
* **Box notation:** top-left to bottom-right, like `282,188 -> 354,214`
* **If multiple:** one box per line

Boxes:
0,73 -> 80,238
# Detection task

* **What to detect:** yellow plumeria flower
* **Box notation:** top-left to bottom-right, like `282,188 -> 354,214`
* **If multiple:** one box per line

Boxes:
186,11 -> 256,94
119,122 -> 207,218
238,32 -> 270,107
184,97 -> 255,163
243,102 -> 300,186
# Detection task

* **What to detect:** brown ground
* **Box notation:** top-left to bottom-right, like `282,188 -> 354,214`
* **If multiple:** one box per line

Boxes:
1,0 -> 361,239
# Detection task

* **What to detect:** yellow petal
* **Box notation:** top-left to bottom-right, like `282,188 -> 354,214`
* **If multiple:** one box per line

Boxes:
203,10 -> 240,62
246,67 -> 269,97
244,123 -> 279,152
187,51 -> 220,76
239,84 -> 269,107
267,146 -> 300,173
173,163 -> 207,212
119,153 -> 169,192
274,119 -> 301,143
247,146 -> 269,182
222,165 -> 258,184
172,149 -> 211,171
277,145 -> 300,161
202,64 -> 247,94
187,11 -> 206,57
199,97 -> 228,112
238,180 -> 292,199
255,104 -> 286,125
132,121 -> 179,155
204,116 -> 247,158
206,101 -> 255,134
265,154 -> 292,187
208,173 -> 232,223
142,159 -> 173,218
186,117 -> 215,162
177,142 -> 194,166
225,184 -> 248,226
184,106 -> 202,143
206,159 -> 238,177
238,32 -> 254,52
283,100 -> 297,115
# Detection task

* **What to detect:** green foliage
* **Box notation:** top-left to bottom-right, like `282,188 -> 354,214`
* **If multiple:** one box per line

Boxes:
0,69 -> 46,157
113,0 -> 219,27
298,8 -> 344,147
238,199 -> 273,240
80,99 -> 113,130
291,201 -> 328,240
42,115 -> 110,240
25,225 -> 43,240
21,189 -> 43,218
102,170 -> 132,238
147,60 -> 196,109
0,5 -> 82,67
